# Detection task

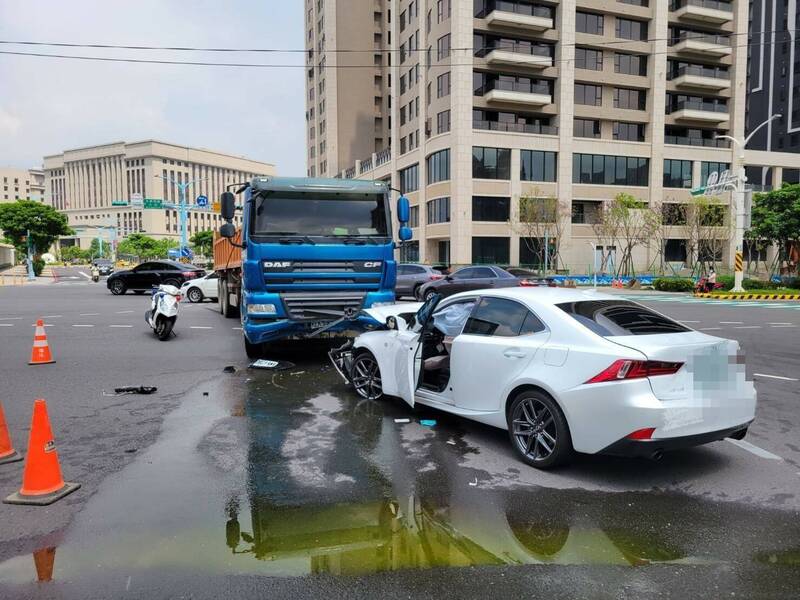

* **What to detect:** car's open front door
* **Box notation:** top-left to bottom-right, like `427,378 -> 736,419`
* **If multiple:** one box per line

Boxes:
393,293 -> 441,408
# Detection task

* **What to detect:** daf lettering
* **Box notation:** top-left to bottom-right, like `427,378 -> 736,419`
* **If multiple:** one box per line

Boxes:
264,261 -> 291,268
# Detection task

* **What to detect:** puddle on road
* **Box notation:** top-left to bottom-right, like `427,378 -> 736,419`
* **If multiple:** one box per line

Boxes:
1,347 -> 799,587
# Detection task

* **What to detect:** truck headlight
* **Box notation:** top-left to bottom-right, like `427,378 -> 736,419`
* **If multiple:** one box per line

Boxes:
248,303 -> 277,314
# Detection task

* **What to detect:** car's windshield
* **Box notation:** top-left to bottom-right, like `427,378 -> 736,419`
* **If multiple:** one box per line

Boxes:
252,191 -> 389,239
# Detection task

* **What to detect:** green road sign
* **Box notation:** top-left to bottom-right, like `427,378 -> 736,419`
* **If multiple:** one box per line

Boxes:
143,199 -> 163,209
111,200 -> 129,206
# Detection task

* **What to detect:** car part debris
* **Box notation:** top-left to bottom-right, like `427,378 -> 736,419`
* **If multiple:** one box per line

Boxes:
249,359 -> 295,370
469,477 -> 478,487
420,419 -> 437,427
223,366 -> 236,373
394,418 -> 411,424
103,386 -> 158,396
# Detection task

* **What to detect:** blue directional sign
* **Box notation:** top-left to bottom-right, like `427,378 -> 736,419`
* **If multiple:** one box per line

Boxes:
196,195 -> 209,208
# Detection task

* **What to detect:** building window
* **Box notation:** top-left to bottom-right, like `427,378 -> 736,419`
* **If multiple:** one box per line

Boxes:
576,11 -> 604,35
572,154 -> 649,186
437,110 -> 451,133
473,196 -> 510,221
437,72 -> 451,97
616,18 -> 648,41
614,87 -> 646,110
574,118 -> 601,138
409,205 -> 419,228
520,150 -> 557,182
427,196 -> 450,224
400,240 -> 420,262
663,160 -> 693,188
400,163 -> 419,193
571,200 -> 602,224
614,52 -> 647,76
664,239 -> 687,263
575,83 -> 602,106
437,34 -> 451,60
472,237 -> 510,265
700,161 -> 730,185
613,122 -> 645,142
472,146 -> 511,179
575,47 -> 603,70
426,149 -> 450,184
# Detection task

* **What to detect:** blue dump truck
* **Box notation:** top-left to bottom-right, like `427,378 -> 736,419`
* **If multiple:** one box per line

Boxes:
214,176 -> 411,357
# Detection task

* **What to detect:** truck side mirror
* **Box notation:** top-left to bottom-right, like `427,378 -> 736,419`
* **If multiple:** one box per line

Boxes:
398,226 -> 412,242
397,195 -> 410,224
220,223 -> 236,239
220,192 -> 236,221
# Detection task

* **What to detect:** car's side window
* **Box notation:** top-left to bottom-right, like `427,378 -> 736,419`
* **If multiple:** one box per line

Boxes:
463,297 -> 532,337
519,311 -> 546,335
207,272 -> 219,280
410,266 -> 426,274
473,267 -> 496,278
432,300 -> 476,337
452,268 -> 474,279
135,263 -> 152,272
398,265 -> 409,275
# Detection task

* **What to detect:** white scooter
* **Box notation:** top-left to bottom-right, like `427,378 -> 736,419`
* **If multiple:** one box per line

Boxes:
145,284 -> 181,341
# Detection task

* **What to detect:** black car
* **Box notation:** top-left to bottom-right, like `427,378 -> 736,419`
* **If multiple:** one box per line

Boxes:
506,268 -> 557,287
92,259 -> 114,276
416,265 -> 520,300
106,260 -> 206,295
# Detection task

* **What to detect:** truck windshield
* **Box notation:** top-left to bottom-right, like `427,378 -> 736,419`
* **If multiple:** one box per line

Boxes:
252,192 -> 389,239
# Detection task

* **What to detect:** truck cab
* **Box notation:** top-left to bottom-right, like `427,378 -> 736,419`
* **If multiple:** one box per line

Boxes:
216,176 -> 411,356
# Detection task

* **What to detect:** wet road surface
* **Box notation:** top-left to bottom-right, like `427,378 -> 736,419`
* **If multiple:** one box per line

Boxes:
0,287 -> 799,597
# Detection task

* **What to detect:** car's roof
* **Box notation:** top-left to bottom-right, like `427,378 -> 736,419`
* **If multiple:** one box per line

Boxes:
444,286 -> 617,306
147,259 -> 200,270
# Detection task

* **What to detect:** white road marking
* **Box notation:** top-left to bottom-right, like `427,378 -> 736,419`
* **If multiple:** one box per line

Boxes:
770,324 -> 797,328
768,322 -> 793,325
0,317 -> 23,321
725,438 -> 783,461
719,321 -> 743,324
0,323 -> 13,327
109,325 -> 133,328
753,373 -> 799,382
734,325 -> 761,329
699,327 -> 721,331
72,324 -> 94,328
79,312 -> 100,316
115,310 -> 134,314
42,315 -> 62,318
190,326 -> 213,330
232,327 -> 243,331
31,323 -> 55,327
78,271 -> 91,280
680,320 -> 701,323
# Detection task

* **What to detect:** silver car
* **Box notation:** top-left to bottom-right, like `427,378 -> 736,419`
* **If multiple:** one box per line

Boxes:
396,264 -> 442,299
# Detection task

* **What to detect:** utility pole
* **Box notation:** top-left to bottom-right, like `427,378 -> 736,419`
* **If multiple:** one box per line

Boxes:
155,175 -> 206,259
714,114 -> 781,292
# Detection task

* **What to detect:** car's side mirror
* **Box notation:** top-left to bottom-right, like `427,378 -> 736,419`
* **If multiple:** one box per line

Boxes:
220,223 -> 236,239
445,275 -> 453,282
220,192 -> 236,221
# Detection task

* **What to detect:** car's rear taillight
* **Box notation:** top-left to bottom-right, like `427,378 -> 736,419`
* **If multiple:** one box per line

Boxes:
182,271 -> 196,278
430,274 -> 443,280
519,279 -> 534,287
585,359 -> 683,384
626,427 -> 656,440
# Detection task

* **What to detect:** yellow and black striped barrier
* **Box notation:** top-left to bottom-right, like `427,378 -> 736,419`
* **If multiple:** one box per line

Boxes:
694,292 -> 800,300
734,251 -> 743,273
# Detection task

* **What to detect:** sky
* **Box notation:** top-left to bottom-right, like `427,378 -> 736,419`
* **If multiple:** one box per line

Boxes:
0,0 -> 305,175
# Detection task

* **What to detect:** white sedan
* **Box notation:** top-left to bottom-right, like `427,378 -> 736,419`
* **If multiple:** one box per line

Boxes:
330,288 -> 756,469
180,272 -> 219,303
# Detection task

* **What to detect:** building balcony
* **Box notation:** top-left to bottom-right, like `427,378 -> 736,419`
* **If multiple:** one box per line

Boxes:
670,0 -> 733,24
670,33 -> 731,57
485,88 -> 552,106
485,9 -> 553,31
474,120 -> 557,135
670,66 -> 730,90
484,48 -> 553,68
669,101 -> 729,123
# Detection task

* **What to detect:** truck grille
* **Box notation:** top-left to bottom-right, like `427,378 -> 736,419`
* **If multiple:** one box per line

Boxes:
263,260 -> 383,290
281,292 -> 366,321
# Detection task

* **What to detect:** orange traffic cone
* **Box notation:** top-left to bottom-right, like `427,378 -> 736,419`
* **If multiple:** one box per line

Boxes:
0,401 -> 23,465
33,547 -> 56,582
4,400 -> 80,506
29,320 -> 55,365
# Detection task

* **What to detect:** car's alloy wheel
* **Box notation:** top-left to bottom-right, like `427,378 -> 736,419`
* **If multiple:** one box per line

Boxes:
110,280 -> 126,295
187,287 -> 203,303
351,352 -> 383,400
508,391 -> 572,469
424,289 -> 437,301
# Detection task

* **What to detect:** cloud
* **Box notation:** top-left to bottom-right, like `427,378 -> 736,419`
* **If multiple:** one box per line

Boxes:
0,0 -> 305,175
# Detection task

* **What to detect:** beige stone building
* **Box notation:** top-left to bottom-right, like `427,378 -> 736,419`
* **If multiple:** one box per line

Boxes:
43,141 -> 275,250
0,167 -> 45,203
311,0 -> 800,273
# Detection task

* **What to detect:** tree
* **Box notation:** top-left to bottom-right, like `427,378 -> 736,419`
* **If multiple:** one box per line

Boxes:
748,183 -> 800,275
510,190 -> 568,273
685,195 -> 730,276
61,245 -> 90,263
0,200 -> 73,258
190,230 -> 215,257
592,193 -> 657,277
117,234 -> 176,260
89,238 -> 110,259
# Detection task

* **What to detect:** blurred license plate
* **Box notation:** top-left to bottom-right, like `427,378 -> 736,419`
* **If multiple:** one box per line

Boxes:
307,320 -> 332,330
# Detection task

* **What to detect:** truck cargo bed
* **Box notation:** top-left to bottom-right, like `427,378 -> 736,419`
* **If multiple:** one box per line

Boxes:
213,231 -> 242,272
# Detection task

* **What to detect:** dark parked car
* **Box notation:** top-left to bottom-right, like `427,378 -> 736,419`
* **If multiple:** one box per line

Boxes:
506,268 -> 557,287
396,264 -> 443,299
416,265 -> 520,300
92,259 -> 114,276
106,260 -> 206,295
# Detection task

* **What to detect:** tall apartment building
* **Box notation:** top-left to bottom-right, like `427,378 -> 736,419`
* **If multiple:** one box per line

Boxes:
0,167 -> 45,203
43,140 -> 275,249
304,0 -> 391,177
745,0 -> 800,177
310,0 -> 800,271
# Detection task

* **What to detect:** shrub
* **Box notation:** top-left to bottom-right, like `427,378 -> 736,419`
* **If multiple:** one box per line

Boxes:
742,278 -> 780,290
653,277 -> 694,292
32,258 -> 45,277
716,274 -> 734,290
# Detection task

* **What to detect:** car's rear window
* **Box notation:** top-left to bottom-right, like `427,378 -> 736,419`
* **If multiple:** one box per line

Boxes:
557,300 -> 690,336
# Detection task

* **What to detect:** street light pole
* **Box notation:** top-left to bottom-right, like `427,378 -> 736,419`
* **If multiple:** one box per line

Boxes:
155,175 -> 206,258
714,113 -> 781,293
26,228 -> 35,281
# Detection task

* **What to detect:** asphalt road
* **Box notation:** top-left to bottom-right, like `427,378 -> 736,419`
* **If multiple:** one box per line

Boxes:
0,280 -> 798,598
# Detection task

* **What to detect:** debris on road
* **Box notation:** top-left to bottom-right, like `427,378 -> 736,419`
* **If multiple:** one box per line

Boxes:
223,366 -> 236,374
112,386 -> 157,395
469,477 -> 478,487
249,359 -> 295,370
420,419 -> 437,427
394,418 -> 411,424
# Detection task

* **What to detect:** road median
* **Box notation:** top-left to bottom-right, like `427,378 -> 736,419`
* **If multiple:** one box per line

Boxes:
694,292 -> 800,300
